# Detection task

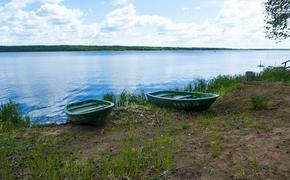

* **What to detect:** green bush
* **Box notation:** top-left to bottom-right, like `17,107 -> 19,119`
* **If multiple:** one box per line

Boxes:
184,75 -> 244,94
103,90 -> 147,107
0,101 -> 29,131
251,96 -> 268,110
257,67 -> 290,82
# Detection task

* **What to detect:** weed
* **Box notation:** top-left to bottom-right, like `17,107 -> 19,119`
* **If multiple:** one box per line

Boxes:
166,126 -> 179,135
249,155 -> 259,177
209,130 -> 222,158
0,147 -> 13,179
27,139 -> 62,179
184,75 -> 244,94
251,96 -> 268,110
100,136 -> 176,179
234,164 -> 246,179
103,92 -> 117,105
181,123 -> 192,130
122,116 -> 134,129
103,90 -> 147,107
64,155 -> 96,179
0,101 -> 30,131
257,67 -> 290,83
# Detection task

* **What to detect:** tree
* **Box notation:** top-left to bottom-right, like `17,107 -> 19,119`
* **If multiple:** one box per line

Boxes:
265,0 -> 290,40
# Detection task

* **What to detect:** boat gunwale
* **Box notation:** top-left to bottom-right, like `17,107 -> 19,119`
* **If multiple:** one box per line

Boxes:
65,99 -> 115,116
146,90 -> 219,101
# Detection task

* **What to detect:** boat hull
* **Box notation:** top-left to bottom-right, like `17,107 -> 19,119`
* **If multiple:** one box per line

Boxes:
146,91 -> 219,111
65,99 -> 114,126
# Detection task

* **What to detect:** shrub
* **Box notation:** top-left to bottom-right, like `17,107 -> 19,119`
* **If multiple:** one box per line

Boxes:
257,67 -> 290,82
251,96 -> 268,110
0,101 -> 29,131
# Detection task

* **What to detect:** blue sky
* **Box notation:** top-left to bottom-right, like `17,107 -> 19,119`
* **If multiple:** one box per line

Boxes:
0,0 -> 289,48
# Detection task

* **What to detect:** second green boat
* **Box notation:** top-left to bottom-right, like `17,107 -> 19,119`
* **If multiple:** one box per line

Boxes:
146,91 -> 219,111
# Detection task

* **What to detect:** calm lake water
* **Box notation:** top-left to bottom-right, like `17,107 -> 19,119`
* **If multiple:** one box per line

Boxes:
0,50 -> 289,124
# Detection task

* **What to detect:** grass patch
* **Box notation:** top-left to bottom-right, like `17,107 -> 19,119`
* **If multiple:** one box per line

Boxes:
0,134 -> 97,179
194,114 -> 262,131
234,155 -> 260,179
209,130 -> 222,158
103,90 -> 147,107
27,139 -> 63,179
249,155 -> 259,177
257,67 -> 290,83
0,101 -> 30,132
234,164 -> 247,179
100,135 -> 177,179
0,147 -> 13,179
251,96 -> 268,110
184,75 -> 244,95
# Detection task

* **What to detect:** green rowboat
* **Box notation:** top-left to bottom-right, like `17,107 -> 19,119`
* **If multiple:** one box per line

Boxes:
65,99 -> 114,126
147,91 -> 219,111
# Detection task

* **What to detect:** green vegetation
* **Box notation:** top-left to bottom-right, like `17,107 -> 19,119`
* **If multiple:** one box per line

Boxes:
249,155 -> 260,177
257,67 -> 290,82
100,135 -> 176,179
209,130 -> 222,158
0,101 -> 29,132
234,155 -> 260,179
265,0 -> 290,40
103,90 -> 147,107
103,92 -> 117,105
251,96 -> 268,110
183,67 -> 290,95
0,135 -> 96,179
184,75 -> 244,94
234,164 -> 247,179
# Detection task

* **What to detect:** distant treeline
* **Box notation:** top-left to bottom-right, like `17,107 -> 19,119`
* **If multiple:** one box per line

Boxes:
0,45 -> 289,52
0,45 -> 232,52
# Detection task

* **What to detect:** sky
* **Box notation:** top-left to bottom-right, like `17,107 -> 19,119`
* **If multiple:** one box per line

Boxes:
0,0 -> 289,48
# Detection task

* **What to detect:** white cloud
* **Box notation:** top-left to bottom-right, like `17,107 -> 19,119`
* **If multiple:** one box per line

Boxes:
0,0 -> 289,48
99,0 -> 290,48
0,0 -> 100,45
110,0 -> 132,5
37,3 -> 83,24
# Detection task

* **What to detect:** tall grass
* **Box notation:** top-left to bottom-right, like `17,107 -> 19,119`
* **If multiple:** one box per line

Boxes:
184,67 -> 290,95
257,67 -> 290,83
103,90 -> 147,107
184,75 -> 244,94
0,101 -> 30,131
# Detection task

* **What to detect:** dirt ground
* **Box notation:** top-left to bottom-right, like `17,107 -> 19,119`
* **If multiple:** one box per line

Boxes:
27,81 -> 290,179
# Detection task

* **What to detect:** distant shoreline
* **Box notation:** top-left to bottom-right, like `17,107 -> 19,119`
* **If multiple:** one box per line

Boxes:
0,45 -> 289,52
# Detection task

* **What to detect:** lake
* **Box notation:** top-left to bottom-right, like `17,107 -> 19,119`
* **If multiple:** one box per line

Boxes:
0,50 -> 289,125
